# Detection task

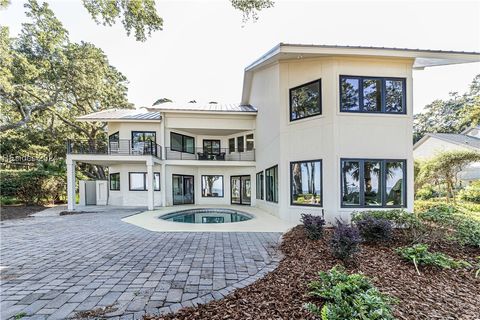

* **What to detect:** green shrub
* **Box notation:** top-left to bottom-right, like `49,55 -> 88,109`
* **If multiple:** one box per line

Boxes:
416,184 -> 438,200
353,214 -> 393,243
459,181 -> 480,203
305,266 -> 395,320
396,244 -> 470,275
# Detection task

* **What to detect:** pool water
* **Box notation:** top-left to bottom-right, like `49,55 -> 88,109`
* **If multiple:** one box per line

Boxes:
160,208 -> 253,224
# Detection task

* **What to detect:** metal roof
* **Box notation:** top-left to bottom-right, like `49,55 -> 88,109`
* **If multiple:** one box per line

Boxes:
148,102 -> 257,113
423,133 -> 480,150
77,109 -> 161,122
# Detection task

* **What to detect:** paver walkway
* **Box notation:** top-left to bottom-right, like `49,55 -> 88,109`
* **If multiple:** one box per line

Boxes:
0,209 -> 282,320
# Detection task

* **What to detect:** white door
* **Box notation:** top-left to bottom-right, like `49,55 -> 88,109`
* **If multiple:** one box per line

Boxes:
96,180 -> 108,205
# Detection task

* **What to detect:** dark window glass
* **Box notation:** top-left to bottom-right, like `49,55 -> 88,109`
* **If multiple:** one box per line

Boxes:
265,165 -> 278,203
290,80 -> 321,121
201,175 -> 224,197
364,161 -> 382,206
341,160 -> 360,206
237,136 -> 244,152
109,173 -> 120,191
256,171 -> 264,200
385,79 -> 404,113
362,79 -> 382,112
203,140 -> 221,155
170,132 -> 195,154
291,160 -> 322,206
341,159 -> 406,208
246,134 -> 254,151
229,138 -> 235,153
132,131 -> 156,154
340,76 -> 406,114
340,78 -> 360,111
109,132 -> 119,143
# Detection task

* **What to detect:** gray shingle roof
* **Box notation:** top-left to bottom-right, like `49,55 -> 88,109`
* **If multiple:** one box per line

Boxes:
77,109 -> 161,121
429,133 -> 480,150
148,102 -> 257,113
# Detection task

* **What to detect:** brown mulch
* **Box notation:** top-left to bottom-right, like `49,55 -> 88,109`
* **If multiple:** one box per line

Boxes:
145,226 -> 480,320
0,205 -> 47,220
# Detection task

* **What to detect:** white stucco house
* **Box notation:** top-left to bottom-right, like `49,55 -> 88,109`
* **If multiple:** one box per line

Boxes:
414,126 -> 480,184
66,43 -> 480,223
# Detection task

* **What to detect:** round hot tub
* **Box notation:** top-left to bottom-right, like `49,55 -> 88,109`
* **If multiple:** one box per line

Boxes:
160,208 -> 253,224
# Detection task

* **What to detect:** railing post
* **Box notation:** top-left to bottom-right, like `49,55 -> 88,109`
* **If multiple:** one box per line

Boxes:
66,139 -> 71,154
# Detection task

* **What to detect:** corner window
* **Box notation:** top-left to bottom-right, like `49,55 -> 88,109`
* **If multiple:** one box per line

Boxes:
132,131 -> 156,154
265,165 -> 278,203
289,79 -> 322,121
341,159 -> 406,208
291,160 -> 322,206
171,132 -> 195,154
109,173 -> 120,191
340,76 -> 406,114
129,172 -> 160,191
246,134 -> 254,151
256,171 -> 264,200
109,131 -> 119,143
201,175 -> 224,197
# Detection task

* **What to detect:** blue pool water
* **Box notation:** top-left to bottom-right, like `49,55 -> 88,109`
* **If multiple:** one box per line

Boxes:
160,208 -> 253,224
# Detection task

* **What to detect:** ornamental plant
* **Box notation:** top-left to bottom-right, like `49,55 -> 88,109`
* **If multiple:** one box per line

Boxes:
330,220 -> 361,263
301,213 -> 326,240
305,266 -> 395,320
354,214 -> 393,243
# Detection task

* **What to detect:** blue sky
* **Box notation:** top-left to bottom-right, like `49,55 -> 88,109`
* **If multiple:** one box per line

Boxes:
1,0 -> 479,113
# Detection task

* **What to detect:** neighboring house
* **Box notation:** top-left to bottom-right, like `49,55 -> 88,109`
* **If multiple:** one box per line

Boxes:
66,43 -> 480,223
414,126 -> 480,184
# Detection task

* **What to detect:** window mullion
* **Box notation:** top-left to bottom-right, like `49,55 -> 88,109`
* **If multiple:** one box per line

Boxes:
381,79 -> 386,113
359,77 -> 364,112
359,160 -> 365,206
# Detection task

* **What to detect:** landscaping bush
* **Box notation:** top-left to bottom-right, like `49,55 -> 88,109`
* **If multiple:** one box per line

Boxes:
458,181 -> 480,203
330,220 -> 361,263
305,266 -> 395,320
396,243 -> 470,275
301,213 -> 326,240
353,214 -> 392,243
415,183 -> 438,200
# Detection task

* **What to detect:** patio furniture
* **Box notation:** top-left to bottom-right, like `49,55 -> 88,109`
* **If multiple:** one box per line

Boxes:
216,152 -> 226,160
197,152 -> 208,160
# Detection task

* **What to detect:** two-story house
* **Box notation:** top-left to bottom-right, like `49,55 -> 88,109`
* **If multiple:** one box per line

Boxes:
66,43 -> 480,223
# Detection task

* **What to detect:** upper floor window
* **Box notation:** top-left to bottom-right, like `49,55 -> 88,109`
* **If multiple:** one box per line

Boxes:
203,140 -> 220,155
341,159 -> 406,208
171,132 -> 195,154
229,138 -> 235,153
340,76 -> 406,114
265,165 -> 278,203
246,134 -> 254,151
289,79 -> 322,121
237,136 -> 244,152
291,160 -> 322,207
132,131 -> 156,154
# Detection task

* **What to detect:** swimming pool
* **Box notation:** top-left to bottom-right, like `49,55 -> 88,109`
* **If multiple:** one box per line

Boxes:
159,208 -> 253,224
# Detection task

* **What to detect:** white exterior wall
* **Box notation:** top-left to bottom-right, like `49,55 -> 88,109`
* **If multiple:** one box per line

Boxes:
250,56 -> 415,223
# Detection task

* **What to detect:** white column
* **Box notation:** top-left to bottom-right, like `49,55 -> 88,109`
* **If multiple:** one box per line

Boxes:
161,163 -> 166,207
66,157 -> 76,211
147,161 -> 154,210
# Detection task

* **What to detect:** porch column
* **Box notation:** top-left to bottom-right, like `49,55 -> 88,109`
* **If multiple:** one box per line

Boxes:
66,157 -> 76,211
147,160 -> 154,210
161,163 -> 166,207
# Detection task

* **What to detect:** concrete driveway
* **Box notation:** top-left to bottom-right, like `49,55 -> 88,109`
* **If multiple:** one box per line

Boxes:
0,208 -> 282,320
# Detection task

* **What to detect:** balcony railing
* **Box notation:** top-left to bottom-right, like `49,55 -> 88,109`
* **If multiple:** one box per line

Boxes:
67,139 -> 162,159
165,147 -> 255,161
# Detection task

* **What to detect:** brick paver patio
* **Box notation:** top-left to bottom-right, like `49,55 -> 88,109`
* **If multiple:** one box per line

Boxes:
0,209 -> 282,320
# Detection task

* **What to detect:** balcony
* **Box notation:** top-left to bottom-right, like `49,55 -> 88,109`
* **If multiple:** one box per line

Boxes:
66,139 -> 162,159
165,147 -> 255,161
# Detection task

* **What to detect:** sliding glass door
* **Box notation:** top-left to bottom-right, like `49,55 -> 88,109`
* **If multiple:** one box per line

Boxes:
172,175 -> 195,205
231,175 -> 251,205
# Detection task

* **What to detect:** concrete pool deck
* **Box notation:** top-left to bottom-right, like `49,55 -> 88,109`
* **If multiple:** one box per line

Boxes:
123,205 -> 298,233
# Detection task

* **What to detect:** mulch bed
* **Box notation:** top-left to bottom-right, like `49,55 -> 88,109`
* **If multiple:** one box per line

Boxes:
0,205 -> 47,220
145,226 -> 480,320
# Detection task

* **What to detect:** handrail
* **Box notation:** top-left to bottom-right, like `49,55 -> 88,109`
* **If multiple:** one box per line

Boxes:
165,147 -> 255,161
66,139 -> 162,159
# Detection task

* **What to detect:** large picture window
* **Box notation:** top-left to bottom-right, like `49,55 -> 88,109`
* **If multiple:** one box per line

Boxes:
265,165 -> 278,203
132,131 -> 156,154
256,171 -> 264,200
129,172 -> 160,191
109,173 -> 120,191
341,159 -> 406,208
340,76 -> 406,114
201,175 -> 224,197
171,132 -> 195,154
289,79 -> 322,121
290,160 -> 322,206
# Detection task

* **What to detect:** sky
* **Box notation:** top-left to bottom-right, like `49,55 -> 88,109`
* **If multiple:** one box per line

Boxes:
1,0 -> 479,114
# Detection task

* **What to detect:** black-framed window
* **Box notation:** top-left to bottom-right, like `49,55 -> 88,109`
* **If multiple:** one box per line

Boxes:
109,173 -> 120,191
289,79 -> 322,121
246,134 -> 254,151
229,138 -> 235,154
340,76 -> 406,114
203,140 -> 221,155
201,175 -> 224,197
129,172 -> 160,191
290,160 -> 322,207
109,131 -> 119,143
171,132 -> 195,154
256,171 -> 264,200
132,131 -> 156,150
237,136 -> 244,153
341,159 -> 406,208
265,165 -> 278,203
